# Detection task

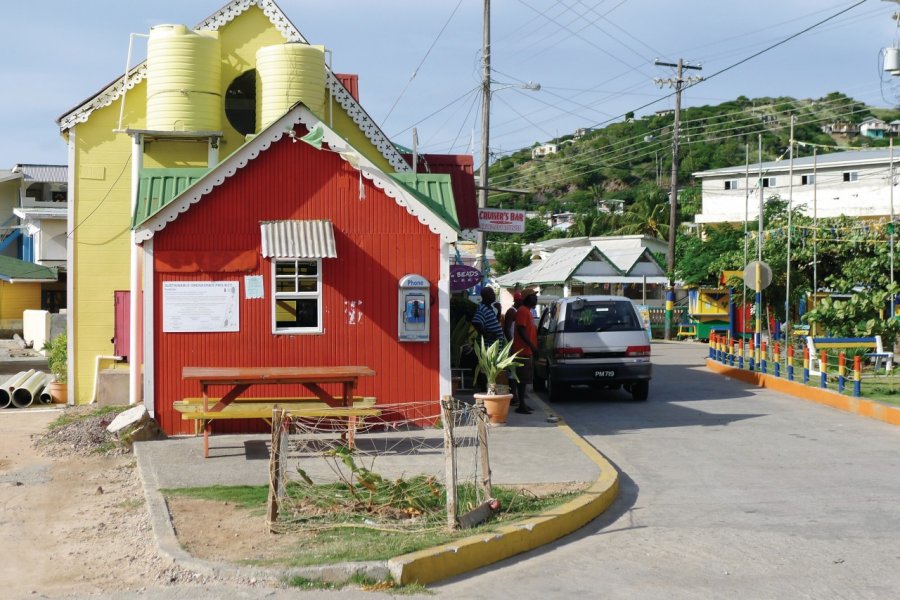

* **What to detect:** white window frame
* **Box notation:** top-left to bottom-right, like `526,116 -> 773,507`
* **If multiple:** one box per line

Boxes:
843,171 -> 859,182
724,179 -> 739,190
271,258 -> 323,334
801,174 -> 815,185
762,177 -> 776,188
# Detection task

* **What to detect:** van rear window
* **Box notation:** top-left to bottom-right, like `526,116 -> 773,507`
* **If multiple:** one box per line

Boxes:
565,301 -> 642,332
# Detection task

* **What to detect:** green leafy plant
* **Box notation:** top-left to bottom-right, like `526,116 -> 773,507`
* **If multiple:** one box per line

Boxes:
43,333 -> 67,383
473,339 -> 523,395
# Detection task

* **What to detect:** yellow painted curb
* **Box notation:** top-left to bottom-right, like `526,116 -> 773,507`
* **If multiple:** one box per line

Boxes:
387,421 -> 619,586
706,359 -> 900,427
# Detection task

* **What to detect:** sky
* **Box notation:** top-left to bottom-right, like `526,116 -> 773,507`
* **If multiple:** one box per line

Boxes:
1,0 -> 898,171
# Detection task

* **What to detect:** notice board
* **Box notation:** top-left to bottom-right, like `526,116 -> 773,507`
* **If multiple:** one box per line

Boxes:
163,281 -> 240,332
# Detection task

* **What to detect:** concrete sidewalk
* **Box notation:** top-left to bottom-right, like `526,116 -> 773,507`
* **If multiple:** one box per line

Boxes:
134,392 -> 619,585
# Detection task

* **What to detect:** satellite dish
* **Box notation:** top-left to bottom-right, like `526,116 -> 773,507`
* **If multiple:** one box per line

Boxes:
743,261 -> 773,291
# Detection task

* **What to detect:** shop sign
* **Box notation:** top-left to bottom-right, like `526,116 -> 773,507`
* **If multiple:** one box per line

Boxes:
477,208 -> 526,233
450,264 -> 482,291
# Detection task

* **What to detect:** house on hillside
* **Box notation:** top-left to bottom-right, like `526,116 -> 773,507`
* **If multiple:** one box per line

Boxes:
693,149 -> 900,226
860,117 -> 889,140
56,0 -> 475,420
531,143 -> 559,159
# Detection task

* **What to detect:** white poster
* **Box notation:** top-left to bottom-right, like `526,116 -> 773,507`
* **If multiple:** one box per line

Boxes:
244,275 -> 264,299
163,281 -> 240,332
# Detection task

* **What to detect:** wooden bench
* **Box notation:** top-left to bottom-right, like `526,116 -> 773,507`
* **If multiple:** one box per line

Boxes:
173,396 -> 378,440
805,336 -> 893,376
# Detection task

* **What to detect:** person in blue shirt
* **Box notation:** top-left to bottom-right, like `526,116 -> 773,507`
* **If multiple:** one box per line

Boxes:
471,287 -> 506,392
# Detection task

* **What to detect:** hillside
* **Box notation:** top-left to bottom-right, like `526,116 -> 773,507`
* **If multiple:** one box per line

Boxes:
486,92 -> 899,225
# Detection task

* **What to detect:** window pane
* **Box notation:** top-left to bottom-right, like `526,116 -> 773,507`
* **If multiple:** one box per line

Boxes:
275,298 -> 318,328
275,262 -> 297,276
297,278 -> 317,293
275,279 -> 295,293
297,261 -> 318,276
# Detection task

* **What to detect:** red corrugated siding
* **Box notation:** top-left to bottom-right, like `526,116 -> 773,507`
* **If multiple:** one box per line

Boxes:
402,153 -> 478,229
335,73 -> 359,101
153,136 -> 441,435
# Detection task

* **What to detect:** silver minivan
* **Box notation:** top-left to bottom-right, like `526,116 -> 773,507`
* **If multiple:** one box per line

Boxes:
533,295 -> 652,401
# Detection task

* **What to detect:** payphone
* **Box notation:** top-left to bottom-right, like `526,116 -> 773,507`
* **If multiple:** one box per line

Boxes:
398,274 -> 430,342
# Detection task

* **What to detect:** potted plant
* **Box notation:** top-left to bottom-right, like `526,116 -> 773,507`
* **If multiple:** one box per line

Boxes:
43,333 -> 68,404
473,339 -> 522,425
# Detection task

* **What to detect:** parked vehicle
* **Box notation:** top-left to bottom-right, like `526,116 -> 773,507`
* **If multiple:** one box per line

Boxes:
533,296 -> 652,401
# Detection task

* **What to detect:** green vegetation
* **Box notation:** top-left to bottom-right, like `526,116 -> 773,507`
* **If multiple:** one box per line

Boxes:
163,482 -> 582,566
43,333 -> 67,383
47,405 -> 125,431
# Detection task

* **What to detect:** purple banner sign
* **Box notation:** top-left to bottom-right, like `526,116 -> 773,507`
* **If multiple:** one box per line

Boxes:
450,264 -> 482,291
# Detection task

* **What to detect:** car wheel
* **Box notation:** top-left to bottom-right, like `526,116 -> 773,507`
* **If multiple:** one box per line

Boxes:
631,381 -> 649,401
547,373 -> 567,403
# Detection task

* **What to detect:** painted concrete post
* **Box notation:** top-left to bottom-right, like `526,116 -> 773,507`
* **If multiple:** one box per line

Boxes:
838,352 -> 846,393
773,342 -> 781,378
787,344 -> 794,381
665,290 -> 675,342
853,355 -> 861,397
761,341 -> 768,374
729,337 -> 736,367
749,337 -> 755,372
738,338 -> 745,369
709,334 -> 715,360
820,350 -> 828,389
803,346 -> 810,384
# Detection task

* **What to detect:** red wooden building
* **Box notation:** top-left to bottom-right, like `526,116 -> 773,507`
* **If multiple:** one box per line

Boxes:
134,105 -> 465,435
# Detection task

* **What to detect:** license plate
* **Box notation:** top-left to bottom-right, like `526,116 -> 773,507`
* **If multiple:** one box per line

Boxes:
594,370 -> 615,378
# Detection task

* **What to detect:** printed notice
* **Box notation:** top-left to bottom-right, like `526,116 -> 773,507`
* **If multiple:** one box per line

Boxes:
163,281 -> 239,332
244,275 -> 264,299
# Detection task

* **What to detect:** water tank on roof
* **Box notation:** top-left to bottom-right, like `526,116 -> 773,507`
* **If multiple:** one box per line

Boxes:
146,24 -> 222,131
885,47 -> 900,75
256,43 -> 326,131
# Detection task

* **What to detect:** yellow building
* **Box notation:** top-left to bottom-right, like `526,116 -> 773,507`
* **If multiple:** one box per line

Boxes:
57,0 -> 414,404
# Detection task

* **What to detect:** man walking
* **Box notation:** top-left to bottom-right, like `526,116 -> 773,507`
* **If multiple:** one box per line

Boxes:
471,286 -> 506,391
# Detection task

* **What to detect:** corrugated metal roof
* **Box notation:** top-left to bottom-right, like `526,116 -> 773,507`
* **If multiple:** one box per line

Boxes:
133,168 -> 209,227
402,153 -> 478,229
12,164 -> 67,183
260,220 -> 337,258
573,275 -> 667,284
391,173 -> 459,230
693,148 -> 896,178
0,255 -> 58,282
497,246 -> 598,286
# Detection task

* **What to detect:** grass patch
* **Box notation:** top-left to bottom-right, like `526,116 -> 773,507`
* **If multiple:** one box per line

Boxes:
163,482 -> 582,566
47,405 -> 125,430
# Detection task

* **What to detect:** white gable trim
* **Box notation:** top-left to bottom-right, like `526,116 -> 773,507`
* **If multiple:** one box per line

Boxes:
57,0 -> 410,172
134,104 -> 456,244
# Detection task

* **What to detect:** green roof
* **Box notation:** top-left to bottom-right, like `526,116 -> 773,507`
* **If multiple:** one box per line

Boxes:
390,173 -> 459,231
133,168 -> 209,228
0,255 -> 58,282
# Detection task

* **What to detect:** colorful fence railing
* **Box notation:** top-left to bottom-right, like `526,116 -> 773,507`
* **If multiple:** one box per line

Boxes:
707,332 -> 872,398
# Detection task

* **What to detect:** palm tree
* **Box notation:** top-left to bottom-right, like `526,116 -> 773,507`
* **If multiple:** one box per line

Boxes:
613,197 -> 669,239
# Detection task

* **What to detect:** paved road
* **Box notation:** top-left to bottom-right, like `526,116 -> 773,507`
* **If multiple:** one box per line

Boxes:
435,342 -> 900,599
63,342 -> 900,599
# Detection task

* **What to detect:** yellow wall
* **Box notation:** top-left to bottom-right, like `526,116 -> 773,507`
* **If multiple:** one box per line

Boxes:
0,281 -> 42,321
69,4 -> 402,403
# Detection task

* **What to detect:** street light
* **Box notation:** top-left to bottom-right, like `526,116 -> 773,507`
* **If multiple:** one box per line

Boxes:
478,79 -> 541,283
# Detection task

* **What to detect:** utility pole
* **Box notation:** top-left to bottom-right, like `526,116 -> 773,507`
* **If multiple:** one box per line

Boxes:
478,0 -> 491,284
655,58 -> 702,340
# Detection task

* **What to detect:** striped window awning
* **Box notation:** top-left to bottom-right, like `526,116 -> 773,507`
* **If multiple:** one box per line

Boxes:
260,220 -> 337,258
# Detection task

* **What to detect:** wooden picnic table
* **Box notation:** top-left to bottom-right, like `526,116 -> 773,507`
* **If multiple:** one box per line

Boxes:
182,366 -> 376,457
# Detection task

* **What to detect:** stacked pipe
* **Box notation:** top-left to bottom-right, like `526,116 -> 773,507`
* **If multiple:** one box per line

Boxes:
1,370 -> 57,408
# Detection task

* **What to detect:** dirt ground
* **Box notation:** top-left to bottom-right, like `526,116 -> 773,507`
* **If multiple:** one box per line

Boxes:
0,408 -> 282,598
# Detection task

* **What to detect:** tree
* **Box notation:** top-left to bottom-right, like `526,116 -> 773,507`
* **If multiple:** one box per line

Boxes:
492,243 -> 532,274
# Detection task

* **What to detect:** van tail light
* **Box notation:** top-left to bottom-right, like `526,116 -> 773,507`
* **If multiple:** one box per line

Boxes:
626,345 -> 651,357
554,347 -> 584,359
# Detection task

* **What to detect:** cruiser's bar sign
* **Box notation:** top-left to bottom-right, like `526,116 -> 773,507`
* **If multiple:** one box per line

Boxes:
477,208 -> 526,233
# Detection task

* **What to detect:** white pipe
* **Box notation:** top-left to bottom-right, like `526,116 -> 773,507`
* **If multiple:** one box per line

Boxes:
130,135 -> 143,406
92,355 -> 124,404
67,127 -> 76,406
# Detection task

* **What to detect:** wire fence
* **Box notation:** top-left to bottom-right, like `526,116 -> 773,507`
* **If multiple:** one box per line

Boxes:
265,398 -> 493,534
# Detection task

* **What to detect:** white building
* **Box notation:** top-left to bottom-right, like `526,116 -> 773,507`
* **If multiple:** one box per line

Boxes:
693,149 -> 900,225
531,143 -> 559,159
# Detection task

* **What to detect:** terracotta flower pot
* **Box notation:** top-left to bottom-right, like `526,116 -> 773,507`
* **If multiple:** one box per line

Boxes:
474,392 -> 513,425
46,381 -> 68,404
